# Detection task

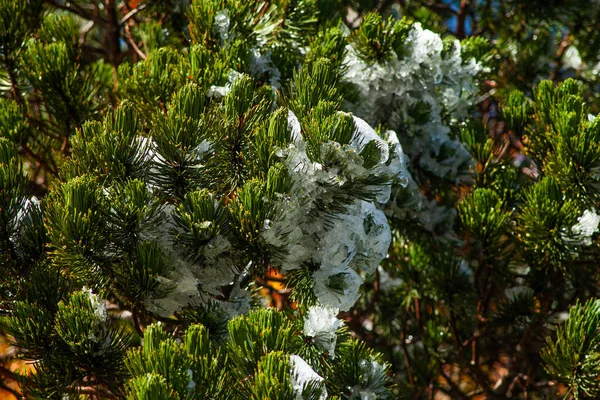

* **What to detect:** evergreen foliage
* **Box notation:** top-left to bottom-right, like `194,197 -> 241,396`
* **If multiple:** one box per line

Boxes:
2,0 -> 600,399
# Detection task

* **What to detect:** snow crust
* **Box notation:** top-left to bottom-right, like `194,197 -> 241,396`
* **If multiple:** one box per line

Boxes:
343,22 -> 481,234
303,305 -> 343,358
290,355 -> 328,400
571,209 -> 600,246
261,111 -> 407,311
348,357 -> 389,400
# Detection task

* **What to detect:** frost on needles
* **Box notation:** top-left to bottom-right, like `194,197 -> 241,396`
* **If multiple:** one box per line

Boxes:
344,14 -> 483,235
0,1 -> 488,397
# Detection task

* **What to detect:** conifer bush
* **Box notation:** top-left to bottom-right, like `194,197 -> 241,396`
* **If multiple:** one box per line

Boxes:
2,0 -> 600,399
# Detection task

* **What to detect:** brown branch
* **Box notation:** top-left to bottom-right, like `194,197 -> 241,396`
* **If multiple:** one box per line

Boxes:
414,297 -> 436,399
20,144 -> 58,176
0,378 -> 20,399
120,4 -> 147,25
0,365 -> 17,383
5,65 -> 24,107
131,304 -> 145,338
79,19 -> 95,46
104,0 -> 123,66
45,0 -> 107,26
456,0 -> 471,39
64,385 -> 117,399
123,23 -> 147,61
400,304 -> 416,391
0,363 -> 38,396
439,366 -> 470,400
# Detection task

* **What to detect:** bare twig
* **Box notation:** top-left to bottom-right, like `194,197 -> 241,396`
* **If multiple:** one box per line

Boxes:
400,305 -> 416,391
123,23 -> 147,60
120,4 -> 147,25
439,366 -> 470,400
79,19 -> 95,45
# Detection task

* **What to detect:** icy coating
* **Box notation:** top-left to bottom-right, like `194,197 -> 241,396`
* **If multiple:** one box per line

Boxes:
130,19 -> 482,323
261,112 -> 407,311
348,357 -> 389,400
83,288 -> 113,353
290,354 -> 328,400
138,108 -> 406,318
139,137 -> 252,319
571,209 -> 600,246
303,305 -> 344,358
344,22 -> 482,233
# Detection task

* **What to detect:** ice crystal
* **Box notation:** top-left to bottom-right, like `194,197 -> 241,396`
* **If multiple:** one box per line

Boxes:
303,305 -> 343,358
343,22 -> 481,234
83,288 -> 113,354
348,357 -> 389,400
290,355 -> 328,400
214,9 -> 231,46
259,110 -> 406,311
571,209 -> 600,246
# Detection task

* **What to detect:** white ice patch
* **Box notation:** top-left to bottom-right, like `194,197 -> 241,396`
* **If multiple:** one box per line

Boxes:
208,70 -> 242,98
504,286 -> 534,301
303,305 -> 343,358
571,209 -> 600,246
187,368 -> 196,392
377,266 -> 403,292
313,265 -> 363,312
142,206 -> 242,319
261,110 -> 401,311
348,357 -> 389,399
83,288 -> 112,354
343,21 -> 481,235
249,48 -> 281,89
563,46 -> 583,71
290,355 -> 327,400
214,9 -> 231,45
85,288 -> 108,324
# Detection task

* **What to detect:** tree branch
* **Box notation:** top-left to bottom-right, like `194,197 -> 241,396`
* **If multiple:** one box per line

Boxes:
123,22 -> 147,61
45,0 -> 108,25
120,4 -> 147,25
456,0 -> 471,39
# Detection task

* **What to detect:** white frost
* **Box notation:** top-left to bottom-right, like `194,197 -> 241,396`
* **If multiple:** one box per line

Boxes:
83,288 -> 112,354
213,9 -> 231,45
303,305 -> 343,358
343,22 -> 481,235
349,357 -> 389,399
260,110 -> 403,311
571,209 -> 600,246
187,369 -> 196,392
289,355 -> 327,400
